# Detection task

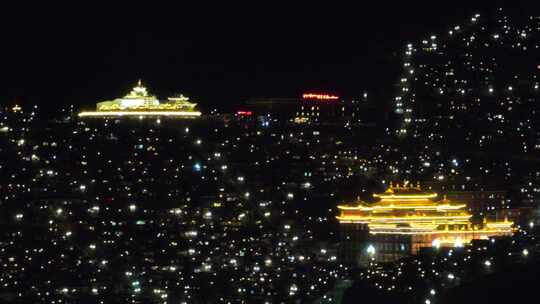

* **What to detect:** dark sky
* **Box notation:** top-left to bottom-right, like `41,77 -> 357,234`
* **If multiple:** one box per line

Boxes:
1,2 -> 535,112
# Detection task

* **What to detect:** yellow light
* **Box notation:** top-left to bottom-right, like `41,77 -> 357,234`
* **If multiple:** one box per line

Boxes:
485,221 -> 513,229
367,230 -> 511,235
373,193 -> 438,200
337,183 -> 514,250
337,214 -> 473,222
337,203 -> 466,211
369,224 -> 439,232
78,111 -> 202,117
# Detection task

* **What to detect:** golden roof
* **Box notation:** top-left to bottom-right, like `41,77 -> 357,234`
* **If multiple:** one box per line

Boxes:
336,181 -> 514,248
338,182 -> 462,211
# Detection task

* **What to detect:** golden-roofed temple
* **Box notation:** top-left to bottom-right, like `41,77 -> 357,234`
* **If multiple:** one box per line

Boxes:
338,182 -> 514,263
78,81 -> 202,118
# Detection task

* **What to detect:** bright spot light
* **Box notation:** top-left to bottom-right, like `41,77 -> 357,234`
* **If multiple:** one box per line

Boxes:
454,237 -> 464,248
366,244 -> 376,256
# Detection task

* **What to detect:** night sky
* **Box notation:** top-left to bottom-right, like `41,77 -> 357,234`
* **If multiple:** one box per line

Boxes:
1,2 -> 534,113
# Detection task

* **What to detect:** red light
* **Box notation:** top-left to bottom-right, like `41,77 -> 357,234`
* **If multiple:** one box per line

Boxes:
236,111 -> 252,116
302,93 -> 339,100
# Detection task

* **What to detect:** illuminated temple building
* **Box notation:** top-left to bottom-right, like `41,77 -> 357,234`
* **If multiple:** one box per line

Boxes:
338,182 -> 514,264
78,81 -> 202,118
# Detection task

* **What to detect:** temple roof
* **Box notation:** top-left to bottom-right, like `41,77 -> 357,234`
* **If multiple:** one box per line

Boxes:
336,181 -> 515,239
373,181 -> 437,201
125,80 -> 153,99
379,181 -> 427,194
338,182 -> 465,210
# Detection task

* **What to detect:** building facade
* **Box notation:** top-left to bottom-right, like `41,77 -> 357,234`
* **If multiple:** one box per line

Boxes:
337,182 -> 514,264
245,93 -> 370,125
78,81 -> 202,118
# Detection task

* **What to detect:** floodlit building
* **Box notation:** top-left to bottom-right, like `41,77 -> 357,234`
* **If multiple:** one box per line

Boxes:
338,182 -> 514,264
78,81 -> 202,118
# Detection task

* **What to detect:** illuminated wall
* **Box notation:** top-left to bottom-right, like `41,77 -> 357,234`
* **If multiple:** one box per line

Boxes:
337,183 -> 514,263
79,81 -> 202,118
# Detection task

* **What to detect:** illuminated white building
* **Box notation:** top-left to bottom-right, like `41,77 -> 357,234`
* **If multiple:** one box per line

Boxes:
79,81 -> 202,118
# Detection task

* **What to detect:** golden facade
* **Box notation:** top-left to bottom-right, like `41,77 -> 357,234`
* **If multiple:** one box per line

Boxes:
338,182 -> 514,263
79,81 -> 202,118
